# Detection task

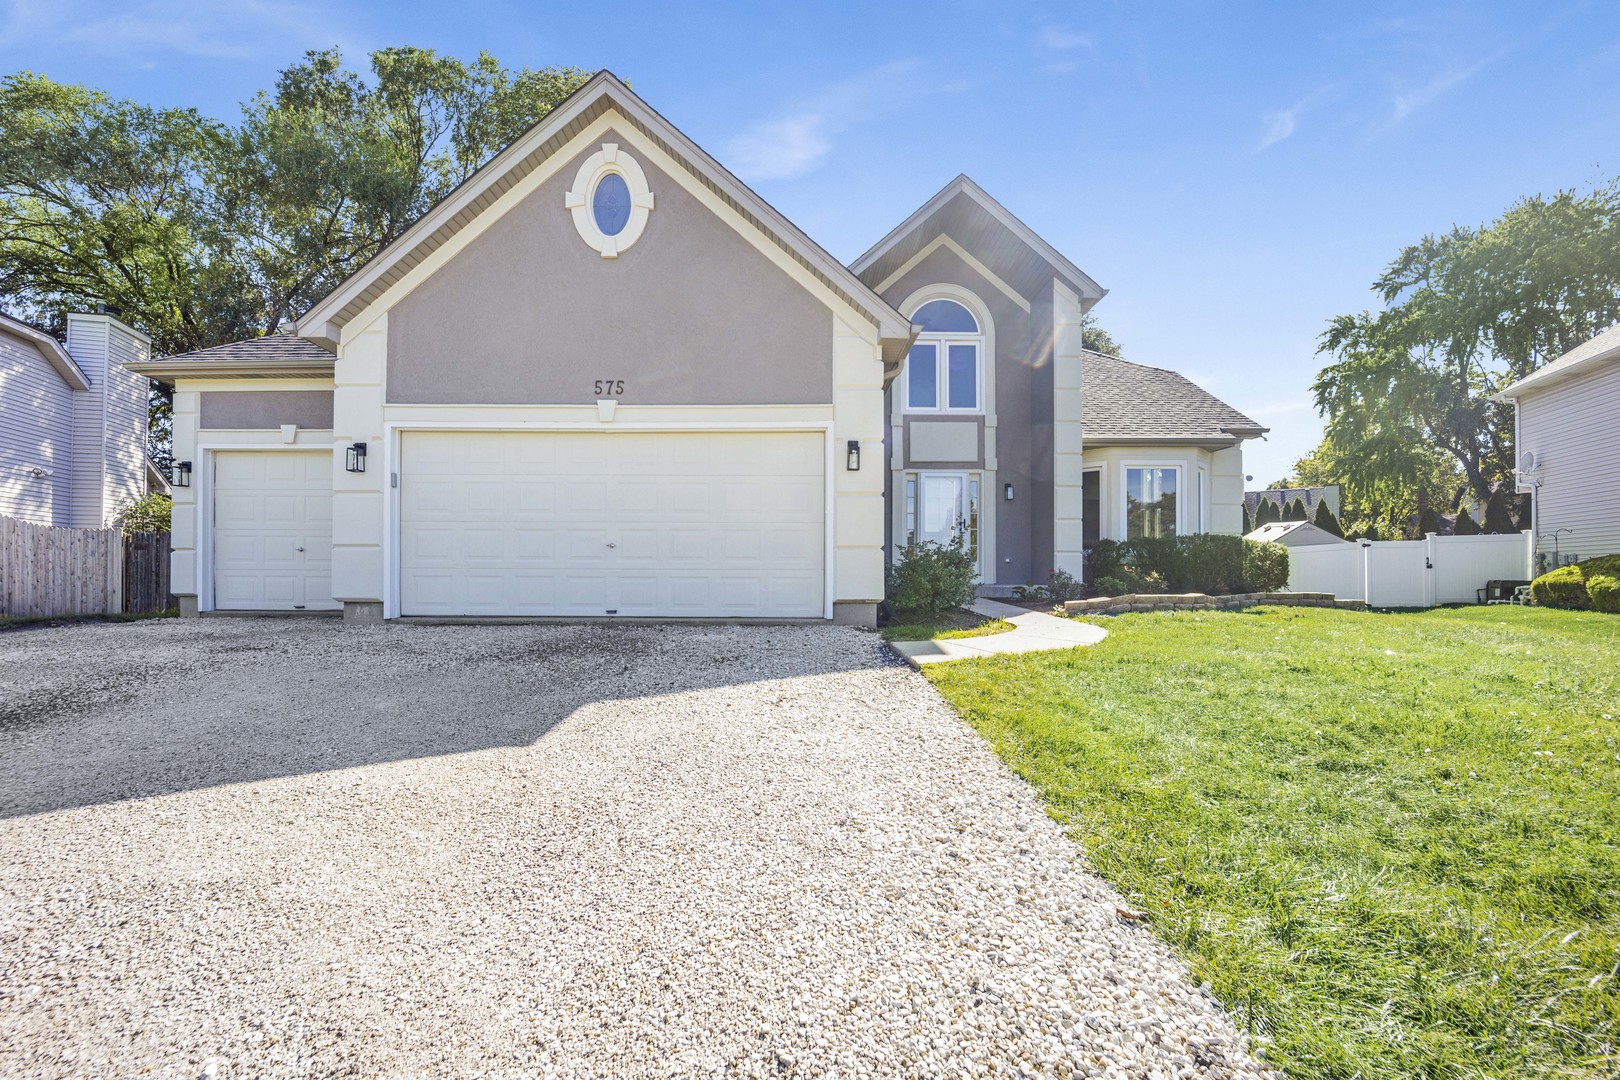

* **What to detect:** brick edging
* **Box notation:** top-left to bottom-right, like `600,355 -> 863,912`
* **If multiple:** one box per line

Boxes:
1062,591 -> 1364,616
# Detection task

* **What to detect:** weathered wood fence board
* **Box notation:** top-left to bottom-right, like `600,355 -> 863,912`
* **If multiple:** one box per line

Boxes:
0,515 -> 172,619
122,532 -> 173,615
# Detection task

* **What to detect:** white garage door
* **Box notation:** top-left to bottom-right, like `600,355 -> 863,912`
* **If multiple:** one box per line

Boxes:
399,430 -> 825,617
212,451 -> 338,611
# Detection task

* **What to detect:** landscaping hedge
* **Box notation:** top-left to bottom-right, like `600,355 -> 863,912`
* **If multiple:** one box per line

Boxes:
1529,554 -> 1620,611
1087,534 -> 1289,597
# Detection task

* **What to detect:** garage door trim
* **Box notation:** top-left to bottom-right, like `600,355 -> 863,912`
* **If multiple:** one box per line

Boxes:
194,444 -> 336,612
382,421 -> 835,620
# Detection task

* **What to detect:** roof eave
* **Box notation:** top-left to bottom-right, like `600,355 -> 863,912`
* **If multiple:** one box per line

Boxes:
0,318 -> 91,390
127,358 -> 336,384
850,174 -> 1108,303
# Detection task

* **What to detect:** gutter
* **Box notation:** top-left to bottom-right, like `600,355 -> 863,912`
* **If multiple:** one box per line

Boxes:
126,358 -> 336,384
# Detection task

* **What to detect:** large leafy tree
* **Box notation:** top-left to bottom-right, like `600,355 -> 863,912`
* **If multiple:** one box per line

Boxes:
1313,183 -> 1620,522
1,49 -> 591,464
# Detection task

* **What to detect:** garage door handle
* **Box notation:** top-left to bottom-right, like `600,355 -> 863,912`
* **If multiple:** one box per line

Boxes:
606,542 -> 617,549
296,546 -> 305,552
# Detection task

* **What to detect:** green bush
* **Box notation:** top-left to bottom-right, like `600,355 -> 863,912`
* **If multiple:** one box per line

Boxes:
113,492 -> 172,535
1451,508 -> 1481,536
1587,574 -> 1620,613
1242,539 -> 1291,592
1530,554 -> 1620,610
1047,567 -> 1085,602
1088,534 -> 1288,595
886,532 -> 979,618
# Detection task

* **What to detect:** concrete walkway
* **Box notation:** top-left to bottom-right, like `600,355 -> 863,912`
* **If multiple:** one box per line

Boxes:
889,597 -> 1108,668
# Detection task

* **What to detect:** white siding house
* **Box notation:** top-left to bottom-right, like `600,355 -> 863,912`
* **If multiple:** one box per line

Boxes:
0,310 -> 156,528
1497,324 -> 1620,570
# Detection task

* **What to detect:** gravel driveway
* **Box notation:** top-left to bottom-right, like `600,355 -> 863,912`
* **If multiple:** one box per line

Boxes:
0,618 -> 1269,1078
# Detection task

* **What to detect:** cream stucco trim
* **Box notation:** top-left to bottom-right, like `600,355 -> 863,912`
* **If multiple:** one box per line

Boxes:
564,142 -> 655,258
173,377 -> 336,394
1052,280 -> 1086,577
876,235 -> 1031,314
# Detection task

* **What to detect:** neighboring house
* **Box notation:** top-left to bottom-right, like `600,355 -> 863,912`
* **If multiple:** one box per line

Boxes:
1497,322 -> 1620,568
127,72 -> 1264,624
1244,521 -> 1350,547
0,310 -> 157,528
1245,485 -> 1342,521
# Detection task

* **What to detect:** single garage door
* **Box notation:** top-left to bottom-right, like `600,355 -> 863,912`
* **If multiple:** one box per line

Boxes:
399,430 -> 825,617
213,450 -> 338,611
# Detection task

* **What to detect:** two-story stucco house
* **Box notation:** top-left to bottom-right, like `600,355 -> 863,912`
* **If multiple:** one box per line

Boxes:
128,72 -> 1263,625
1,309 -> 158,528
1498,322 -> 1620,570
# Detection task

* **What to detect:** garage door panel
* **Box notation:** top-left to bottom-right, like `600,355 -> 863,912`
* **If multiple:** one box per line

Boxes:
212,450 -> 338,611
400,431 -> 825,617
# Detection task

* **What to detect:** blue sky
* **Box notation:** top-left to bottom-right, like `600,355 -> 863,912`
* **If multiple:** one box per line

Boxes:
3,0 -> 1617,484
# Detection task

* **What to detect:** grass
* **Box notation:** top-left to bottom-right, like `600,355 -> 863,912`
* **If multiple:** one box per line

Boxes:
925,605 -> 1619,1079
879,608 -> 1013,642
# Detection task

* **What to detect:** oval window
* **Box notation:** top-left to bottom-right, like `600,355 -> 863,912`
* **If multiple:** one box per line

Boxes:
592,173 -> 632,236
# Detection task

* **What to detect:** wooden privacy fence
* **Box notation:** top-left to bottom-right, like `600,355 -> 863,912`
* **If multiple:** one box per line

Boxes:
0,515 -> 173,619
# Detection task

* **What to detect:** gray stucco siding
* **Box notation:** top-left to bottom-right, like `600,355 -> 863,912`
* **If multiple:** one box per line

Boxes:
386,130 -> 834,406
879,243 -> 1053,586
199,391 -> 336,431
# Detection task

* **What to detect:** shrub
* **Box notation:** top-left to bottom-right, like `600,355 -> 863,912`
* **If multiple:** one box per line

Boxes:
1087,539 -> 1128,583
886,531 -> 978,618
1587,574 -> 1620,613
1312,501 -> 1344,537
1092,575 -> 1132,597
1046,567 -> 1085,602
1242,539 -> 1290,592
1452,508 -> 1481,536
1530,554 -> 1620,610
113,492 -> 172,535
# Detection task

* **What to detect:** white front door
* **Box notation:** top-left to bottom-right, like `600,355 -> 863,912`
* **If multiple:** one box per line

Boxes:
917,472 -> 968,545
212,450 -> 337,611
398,430 -> 826,618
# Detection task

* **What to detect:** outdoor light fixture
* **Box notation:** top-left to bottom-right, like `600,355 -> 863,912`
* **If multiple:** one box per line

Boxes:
1004,483 -> 1015,501
173,461 -> 191,488
345,442 -> 367,473
846,440 -> 860,471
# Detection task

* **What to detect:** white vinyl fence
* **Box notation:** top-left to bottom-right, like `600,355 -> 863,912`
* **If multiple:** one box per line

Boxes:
1285,531 -> 1533,608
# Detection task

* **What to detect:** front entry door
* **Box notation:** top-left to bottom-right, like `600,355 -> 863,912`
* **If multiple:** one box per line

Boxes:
917,473 -> 968,545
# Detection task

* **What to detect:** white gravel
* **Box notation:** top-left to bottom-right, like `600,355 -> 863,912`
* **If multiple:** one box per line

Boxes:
0,618 -> 1271,1078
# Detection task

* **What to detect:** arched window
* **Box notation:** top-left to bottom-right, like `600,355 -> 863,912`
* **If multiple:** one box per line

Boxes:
904,297 -> 982,412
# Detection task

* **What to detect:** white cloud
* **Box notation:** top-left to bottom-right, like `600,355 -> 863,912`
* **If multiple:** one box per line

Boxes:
724,60 -> 952,183
1389,61 -> 1485,123
1257,108 -> 1299,150
0,0 -> 345,61
1037,25 -> 1093,51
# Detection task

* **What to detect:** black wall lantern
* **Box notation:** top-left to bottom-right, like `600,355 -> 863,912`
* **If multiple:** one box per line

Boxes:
173,461 -> 191,488
846,440 -> 860,471
345,442 -> 367,473
1004,482 -> 1015,501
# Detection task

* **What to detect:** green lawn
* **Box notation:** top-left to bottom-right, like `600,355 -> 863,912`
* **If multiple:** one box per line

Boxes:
879,609 -> 1012,642
925,605 -> 1619,1079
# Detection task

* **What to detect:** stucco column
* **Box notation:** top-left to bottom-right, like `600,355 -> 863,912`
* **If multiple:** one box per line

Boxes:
1052,281 -> 1086,578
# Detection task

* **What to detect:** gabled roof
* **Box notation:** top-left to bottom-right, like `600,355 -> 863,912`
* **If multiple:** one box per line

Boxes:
1082,351 -> 1266,445
850,175 -> 1106,308
1244,521 -> 1349,546
295,70 -> 913,363
127,334 -> 335,383
0,311 -> 90,390
1496,322 -> 1620,399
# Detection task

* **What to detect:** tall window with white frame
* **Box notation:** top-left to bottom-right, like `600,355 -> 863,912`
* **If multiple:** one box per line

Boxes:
1126,467 -> 1178,539
904,299 -> 982,412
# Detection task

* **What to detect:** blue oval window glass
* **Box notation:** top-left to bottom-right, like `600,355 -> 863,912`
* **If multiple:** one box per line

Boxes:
912,299 -> 979,333
592,173 -> 632,236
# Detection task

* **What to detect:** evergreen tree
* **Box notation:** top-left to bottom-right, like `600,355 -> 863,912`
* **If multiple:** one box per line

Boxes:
1242,503 -> 1254,534
1452,508 -> 1482,535
1313,500 -> 1344,537
1285,497 -> 1309,522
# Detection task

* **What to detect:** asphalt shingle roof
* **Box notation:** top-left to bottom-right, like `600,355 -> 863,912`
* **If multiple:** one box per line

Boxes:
1082,351 -> 1263,441
154,335 -> 334,364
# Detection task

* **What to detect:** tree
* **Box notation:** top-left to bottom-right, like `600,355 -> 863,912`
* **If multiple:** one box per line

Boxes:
1314,181 -> 1620,527
1242,502 -> 1253,535
1284,497 -> 1309,522
1254,498 -> 1281,527
1291,435 -> 1465,540
1452,507 -> 1481,535
1312,500 -> 1343,537
1,51 -> 592,465
1080,315 -> 1122,356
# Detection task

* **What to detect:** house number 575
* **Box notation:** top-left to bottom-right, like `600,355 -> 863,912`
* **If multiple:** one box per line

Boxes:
594,379 -> 625,397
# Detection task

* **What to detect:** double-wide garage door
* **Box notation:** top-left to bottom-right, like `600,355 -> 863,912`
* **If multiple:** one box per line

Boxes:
399,430 -> 825,618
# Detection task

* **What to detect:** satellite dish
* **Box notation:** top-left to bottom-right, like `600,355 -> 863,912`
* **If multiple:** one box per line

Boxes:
1518,450 -> 1537,472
